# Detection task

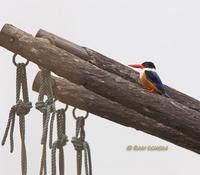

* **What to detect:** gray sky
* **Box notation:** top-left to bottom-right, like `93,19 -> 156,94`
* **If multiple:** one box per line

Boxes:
0,0 -> 200,174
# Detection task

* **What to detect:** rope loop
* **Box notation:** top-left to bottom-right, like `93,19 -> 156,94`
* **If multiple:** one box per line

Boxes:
51,101 -> 68,175
36,67 -> 57,175
72,107 -> 92,175
2,53 -> 32,175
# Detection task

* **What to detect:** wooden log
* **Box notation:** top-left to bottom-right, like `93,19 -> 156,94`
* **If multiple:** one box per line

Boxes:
1,24 -> 200,142
32,72 -> 200,154
36,29 -> 200,113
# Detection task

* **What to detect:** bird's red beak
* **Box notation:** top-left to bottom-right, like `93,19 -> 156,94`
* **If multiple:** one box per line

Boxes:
128,64 -> 145,69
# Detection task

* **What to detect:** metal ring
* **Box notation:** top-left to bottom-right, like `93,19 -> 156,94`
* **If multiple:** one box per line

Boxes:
64,105 -> 68,112
12,53 -> 29,66
72,107 -> 89,119
54,99 -> 68,111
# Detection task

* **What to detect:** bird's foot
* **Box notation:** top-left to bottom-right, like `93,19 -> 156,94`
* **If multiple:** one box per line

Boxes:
147,88 -> 156,93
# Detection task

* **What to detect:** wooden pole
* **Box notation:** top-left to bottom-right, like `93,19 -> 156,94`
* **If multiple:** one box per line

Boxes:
1,24 -> 200,142
36,29 -> 200,113
32,72 -> 200,154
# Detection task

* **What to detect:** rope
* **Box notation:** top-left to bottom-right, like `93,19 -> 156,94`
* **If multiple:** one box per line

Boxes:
1,59 -> 32,175
51,108 -> 68,175
71,108 -> 92,175
83,142 -> 92,175
35,68 -> 56,175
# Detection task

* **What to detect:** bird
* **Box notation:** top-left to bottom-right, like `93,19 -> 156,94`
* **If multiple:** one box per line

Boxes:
129,61 -> 169,98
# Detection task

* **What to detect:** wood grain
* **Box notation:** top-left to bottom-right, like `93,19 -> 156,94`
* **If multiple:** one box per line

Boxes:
1,24 -> 200,148
32,72 -> 200,154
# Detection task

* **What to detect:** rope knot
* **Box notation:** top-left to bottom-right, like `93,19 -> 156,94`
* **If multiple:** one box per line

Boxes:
36,100 -> 55,114
46,99 -> 55,113
16,100 -> 32,116
71,136 -> 84,151
55,135 -> 68,149
35,101 -> 46,113
46,99 -> 54,105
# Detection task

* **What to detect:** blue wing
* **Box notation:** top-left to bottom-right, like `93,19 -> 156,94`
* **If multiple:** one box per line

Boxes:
145,70 -> 166,93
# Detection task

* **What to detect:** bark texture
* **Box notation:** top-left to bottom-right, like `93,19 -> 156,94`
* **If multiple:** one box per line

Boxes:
36,29 -> 200,113
32,72 -> 200,154
1,24 -> 200,153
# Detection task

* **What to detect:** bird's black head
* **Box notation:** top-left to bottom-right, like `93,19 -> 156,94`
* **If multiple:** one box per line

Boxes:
142,62 -> 156,69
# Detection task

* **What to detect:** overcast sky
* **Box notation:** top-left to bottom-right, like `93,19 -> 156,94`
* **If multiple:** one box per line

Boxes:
0,0 -> 200,175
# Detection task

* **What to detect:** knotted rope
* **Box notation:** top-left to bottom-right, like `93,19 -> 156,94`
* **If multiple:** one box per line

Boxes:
1,54 -> 32,175
35,68 -> 56,175
51,105 -> 68,175
71,108 -> 92,175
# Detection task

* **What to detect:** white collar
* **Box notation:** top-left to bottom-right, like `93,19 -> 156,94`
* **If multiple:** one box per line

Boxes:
143,68 -> 156,72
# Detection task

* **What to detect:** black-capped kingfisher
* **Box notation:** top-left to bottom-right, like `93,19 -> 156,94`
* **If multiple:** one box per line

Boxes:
129,61 -> 169,98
